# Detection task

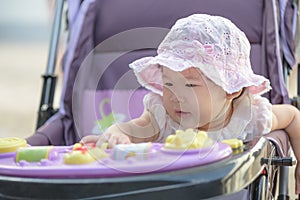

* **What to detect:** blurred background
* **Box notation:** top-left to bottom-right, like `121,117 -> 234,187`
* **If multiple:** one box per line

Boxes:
0,0 -> 63,139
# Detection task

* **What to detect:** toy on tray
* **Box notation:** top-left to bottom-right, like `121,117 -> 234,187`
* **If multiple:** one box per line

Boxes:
112,142 -> 153,161
222,138 -> 243,149
64,143 -> 109,164
0,136 -> 233,178
164,129 -> 213,150
222,138 -> 244,154
16,146 -> 58,163
0,137 -> 27,154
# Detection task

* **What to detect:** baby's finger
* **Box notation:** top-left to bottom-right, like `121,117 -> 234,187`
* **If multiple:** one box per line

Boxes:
95,133 -> 111,147
118,135 -> 131,144
80,135 -> 99,144
108,135 -> 118,148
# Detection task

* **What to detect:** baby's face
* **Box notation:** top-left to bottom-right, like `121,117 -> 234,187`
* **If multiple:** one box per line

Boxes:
162,67 -> 228,130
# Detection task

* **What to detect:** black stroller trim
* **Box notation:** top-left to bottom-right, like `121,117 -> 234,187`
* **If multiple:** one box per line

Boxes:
36,0 -> 64,129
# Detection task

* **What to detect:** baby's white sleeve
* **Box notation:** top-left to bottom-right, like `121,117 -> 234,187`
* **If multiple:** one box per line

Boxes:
245,95 -> 272,139
143,93 -> 167,142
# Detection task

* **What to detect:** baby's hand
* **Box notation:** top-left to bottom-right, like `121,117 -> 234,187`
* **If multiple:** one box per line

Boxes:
80,130 -> 131,148
95,131 -> 131,148
80,135 -> 99,146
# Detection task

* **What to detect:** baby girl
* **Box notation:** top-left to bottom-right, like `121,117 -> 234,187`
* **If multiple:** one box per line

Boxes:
81,14 -> 300,193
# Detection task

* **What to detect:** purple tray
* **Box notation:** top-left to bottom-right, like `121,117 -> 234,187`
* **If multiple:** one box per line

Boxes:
0,143 -> 232,178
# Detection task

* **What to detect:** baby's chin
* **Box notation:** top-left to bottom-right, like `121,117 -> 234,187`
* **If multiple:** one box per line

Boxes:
168,113 -> 209,130
176,120 -> 205,130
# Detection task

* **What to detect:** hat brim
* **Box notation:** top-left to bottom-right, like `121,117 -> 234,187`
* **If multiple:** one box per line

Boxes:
129,53 -> 196,96
129,53 -> 271,96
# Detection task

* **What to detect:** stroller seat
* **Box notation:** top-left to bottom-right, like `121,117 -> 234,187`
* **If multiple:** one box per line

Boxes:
27,0 -> 294,146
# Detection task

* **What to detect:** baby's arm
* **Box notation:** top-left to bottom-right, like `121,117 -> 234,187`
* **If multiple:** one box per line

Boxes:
272,104 -> 300,194
81,110 -> 160,148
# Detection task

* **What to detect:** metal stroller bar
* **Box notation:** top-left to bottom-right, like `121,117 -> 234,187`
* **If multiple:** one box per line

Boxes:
291,64 -> 300,109
278,166 -> 291,200
261,155 -> 296,199
36,0 -> 64,129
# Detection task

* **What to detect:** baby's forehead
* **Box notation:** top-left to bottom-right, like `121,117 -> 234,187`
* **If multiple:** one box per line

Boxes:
162,65 -> 201,73
181,67 -> 202,79
161,66 -> 205,81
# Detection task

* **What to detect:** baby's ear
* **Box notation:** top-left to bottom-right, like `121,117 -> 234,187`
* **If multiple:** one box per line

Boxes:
226,89 -> 243,100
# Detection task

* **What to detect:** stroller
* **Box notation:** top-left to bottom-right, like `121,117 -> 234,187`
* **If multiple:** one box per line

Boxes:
29,0 -> 297,146
0,0 -> 298,199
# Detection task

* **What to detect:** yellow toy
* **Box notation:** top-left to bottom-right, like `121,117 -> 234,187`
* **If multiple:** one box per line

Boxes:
0,137 -> 27,153
64,143 -> 108,165
164,129 -> 213,150
221,138 -> 243,149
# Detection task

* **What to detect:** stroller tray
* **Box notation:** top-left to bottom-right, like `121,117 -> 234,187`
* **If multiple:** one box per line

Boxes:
0,138 -> 270,199
0,142 -> 232,178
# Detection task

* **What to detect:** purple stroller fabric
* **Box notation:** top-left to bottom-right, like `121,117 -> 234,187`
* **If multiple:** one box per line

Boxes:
27,0 -> 295,147
278,0 -> 298,69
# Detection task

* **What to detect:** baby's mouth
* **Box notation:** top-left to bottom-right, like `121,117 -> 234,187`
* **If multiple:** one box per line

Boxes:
175,110 -> 191,118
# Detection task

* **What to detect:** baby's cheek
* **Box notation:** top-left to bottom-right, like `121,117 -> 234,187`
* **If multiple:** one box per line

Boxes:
162,92 -> 171,103
163,87 -> 175,98
195,97 -> 213,116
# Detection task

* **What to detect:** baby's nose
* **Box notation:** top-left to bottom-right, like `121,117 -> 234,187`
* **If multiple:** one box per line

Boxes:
170,94 -> 186,103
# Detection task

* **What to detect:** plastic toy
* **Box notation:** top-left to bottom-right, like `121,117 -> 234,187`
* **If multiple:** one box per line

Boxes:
0,136 -> 232,178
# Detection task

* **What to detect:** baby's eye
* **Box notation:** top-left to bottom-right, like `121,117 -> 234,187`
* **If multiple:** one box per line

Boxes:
164,82 -> 173,86
185,83 -> 198,87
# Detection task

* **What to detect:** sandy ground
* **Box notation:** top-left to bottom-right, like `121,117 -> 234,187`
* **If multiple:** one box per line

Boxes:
0,42 -> 62,139
0,42 -> 43,138
0,0 -> 63,139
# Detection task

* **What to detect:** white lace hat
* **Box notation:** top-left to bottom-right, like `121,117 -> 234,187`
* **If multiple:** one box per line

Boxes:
129,14 -> 271,95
